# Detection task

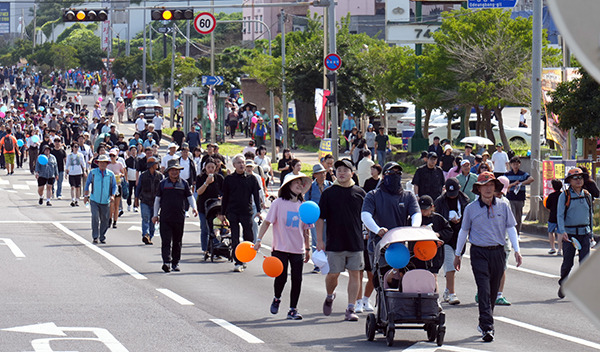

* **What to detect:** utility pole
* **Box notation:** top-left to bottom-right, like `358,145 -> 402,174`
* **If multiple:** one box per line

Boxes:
210,0 -> 216,143
186,0 -> 191,57
323,12 -> 328,138
126,7 -> 130,56
163,32 -> 167,58
32,4 -> 36,52
20,9 -> 24,40
280,9 -> 287,149
327,1 -> 338,161
529,0 -> 542,220
142,0 -> 147,92
148,22 -> 153,60
170,25 -> 176,128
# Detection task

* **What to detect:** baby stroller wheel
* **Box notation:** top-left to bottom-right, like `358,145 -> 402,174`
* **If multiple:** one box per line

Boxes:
426,323 -> 437,342
366,313 -> 376,341
386,313 -> 395,347
436,326 -> 446,346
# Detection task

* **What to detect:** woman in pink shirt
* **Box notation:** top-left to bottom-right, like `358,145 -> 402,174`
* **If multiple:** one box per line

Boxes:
255,173 -> 312,320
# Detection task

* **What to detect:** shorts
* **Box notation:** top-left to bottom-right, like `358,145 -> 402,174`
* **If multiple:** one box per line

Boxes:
326,251 -> 364,273
37,177 -> 55,187
114,185 -> 122,198
68,175 -> 82,188
443,244 -> 455,273
4,152 -> 15,165
548,222 -> 558,233
362,239 -> 372,272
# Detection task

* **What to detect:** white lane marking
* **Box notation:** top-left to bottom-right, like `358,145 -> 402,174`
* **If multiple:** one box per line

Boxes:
0,238 -> 25,257
127,225 -> 143,232
210,319 -> 264,344
496,316 -> 600,350
25,192 -> 35,195
26,181 -> 38,186
6,189 -> 17,193
0,179 -> 9,185
156,288 -> 194,306
52,222 -> 147,280
405,341 -> 487,351
13,184 -> 29,190
463,254 -> 559,279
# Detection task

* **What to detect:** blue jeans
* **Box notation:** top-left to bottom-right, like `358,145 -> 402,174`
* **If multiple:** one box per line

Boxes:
199,212 -> 209,251
90,200 -> 110,241
559,233 -> 591,285
56,171 -> 64,197
140,203 -> 155,239
377,150 -> 387,165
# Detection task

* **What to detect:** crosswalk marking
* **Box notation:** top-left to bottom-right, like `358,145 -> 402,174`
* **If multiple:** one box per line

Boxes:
13,184 -> 29,190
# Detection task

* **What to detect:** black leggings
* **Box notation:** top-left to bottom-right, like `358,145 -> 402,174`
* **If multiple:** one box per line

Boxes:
272,250 -> 304,309
127,180 -> 136,206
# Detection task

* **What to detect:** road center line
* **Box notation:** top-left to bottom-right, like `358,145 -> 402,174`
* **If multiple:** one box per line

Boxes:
463,254 -> 559,278
209,319 -> 264,344
405,341 -> 487,351
52,222 -> 147,280
156,288 -> 194,305
496,316 -> 600,350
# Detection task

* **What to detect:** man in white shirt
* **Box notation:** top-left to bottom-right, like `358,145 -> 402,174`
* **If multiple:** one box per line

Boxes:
135,113 -> 147,132
491,142 -> 510,178
113,85 -> 122,100
152,111 -> 164,144
160,143 -> 179,173
356,149 -> 375,187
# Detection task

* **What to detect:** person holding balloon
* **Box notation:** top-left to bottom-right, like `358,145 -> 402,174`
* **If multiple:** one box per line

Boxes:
0,128 -> 20,175
27,132 -> 41,174
254,173 -> 313,320
35,145 -> 58,206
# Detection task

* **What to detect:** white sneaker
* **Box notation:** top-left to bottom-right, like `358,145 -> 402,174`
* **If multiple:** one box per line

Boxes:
185,211 -> 190,218
133,207 -> 139,212
57,195 -> 62,200
127,205 -> 131,212
443,288 -> 450,302
355,300 -> 364,313
448,293 -> 461,305
363,299 -> 374,312
233,264 -> 244,272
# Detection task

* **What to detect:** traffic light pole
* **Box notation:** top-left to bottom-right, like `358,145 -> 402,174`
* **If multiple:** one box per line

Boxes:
142,0 -> 147,92
327,1 -> 338,161
170,25 -> 176,128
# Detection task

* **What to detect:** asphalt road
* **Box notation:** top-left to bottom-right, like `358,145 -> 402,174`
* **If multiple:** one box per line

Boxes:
1,161 -> 600,352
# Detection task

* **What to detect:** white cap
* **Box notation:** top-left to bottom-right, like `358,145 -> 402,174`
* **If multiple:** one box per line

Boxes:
460,159 -> 470,166
168,142 -> 178,149
444,144 -> 453,151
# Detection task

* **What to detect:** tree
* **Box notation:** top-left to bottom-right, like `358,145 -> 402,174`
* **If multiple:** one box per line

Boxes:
112,51 -> 157,83
155,55 -> 201,91
547,68 -> 600,138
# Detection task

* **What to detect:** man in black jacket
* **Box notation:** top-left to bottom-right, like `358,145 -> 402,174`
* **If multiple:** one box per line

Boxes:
219,154 -> 262,272
434,177 -> 470,305
135,157 -> 163,245
413,152 -> 445,200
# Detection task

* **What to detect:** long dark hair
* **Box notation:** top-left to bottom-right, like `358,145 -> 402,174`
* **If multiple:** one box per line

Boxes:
453,156 -> 462,173
279,180 -> 305,202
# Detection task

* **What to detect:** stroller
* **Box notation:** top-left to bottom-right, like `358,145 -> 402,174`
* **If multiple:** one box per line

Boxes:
366,227 -> 446,347
203,198 -> 233,262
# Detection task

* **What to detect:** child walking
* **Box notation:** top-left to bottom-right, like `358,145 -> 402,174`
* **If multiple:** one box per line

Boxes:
255,173 -> 312,320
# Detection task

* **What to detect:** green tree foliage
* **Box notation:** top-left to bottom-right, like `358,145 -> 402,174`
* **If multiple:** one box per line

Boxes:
156,55 -> 201,90
112,51 -> 156,84
59,24 -> 104,71
547,68 -> 600,138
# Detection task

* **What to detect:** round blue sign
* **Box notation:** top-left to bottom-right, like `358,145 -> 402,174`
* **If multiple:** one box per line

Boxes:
324,53 -> 342,71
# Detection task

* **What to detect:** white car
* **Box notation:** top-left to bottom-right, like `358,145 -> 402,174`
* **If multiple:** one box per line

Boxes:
127,94 -> 163,122
427,119 -> 532,146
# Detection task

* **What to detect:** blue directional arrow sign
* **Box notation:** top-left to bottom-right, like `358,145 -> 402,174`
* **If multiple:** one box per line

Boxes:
468,0 -> 517,8
201,75 -> 224,86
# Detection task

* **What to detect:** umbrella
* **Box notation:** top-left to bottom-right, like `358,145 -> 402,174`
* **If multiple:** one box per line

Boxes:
239,102 -> 257,111
460,136 -> 494,145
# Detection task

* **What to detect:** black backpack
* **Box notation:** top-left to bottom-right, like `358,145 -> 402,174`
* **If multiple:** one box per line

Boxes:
3,135 -> 13,152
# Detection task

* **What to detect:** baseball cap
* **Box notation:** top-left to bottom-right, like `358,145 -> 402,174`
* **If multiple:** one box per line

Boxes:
418,195 -> 434,209
427,151 -> 438,159
334,158 -> 355,171
445,177 -> 460,197
168,142 -> 178,149
382,162 -> 403,174
460,159 -> 470,166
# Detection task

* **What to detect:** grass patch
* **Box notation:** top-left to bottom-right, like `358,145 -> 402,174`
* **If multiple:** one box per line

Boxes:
162,127 -> 176,136
389,135 -> 403,145
299,144 -> 319,153
210,142 -> 244,157
271,162 -> 314,178
398,162 -> 417,175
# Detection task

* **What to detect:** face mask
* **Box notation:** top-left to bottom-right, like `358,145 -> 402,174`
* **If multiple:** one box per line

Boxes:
383,173 -> 402,194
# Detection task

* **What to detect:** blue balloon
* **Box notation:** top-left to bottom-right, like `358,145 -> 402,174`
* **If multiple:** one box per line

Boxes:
385,242 -> 410,269
39,106 -> 45,111
17,139 -> 24,147
299,201 -> 320,224
237,98 -> 243,104
31,135 -> 40,143
37,154 -> 48,165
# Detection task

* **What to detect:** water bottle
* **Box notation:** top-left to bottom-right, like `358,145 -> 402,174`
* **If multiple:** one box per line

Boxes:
513,183 -> 521,195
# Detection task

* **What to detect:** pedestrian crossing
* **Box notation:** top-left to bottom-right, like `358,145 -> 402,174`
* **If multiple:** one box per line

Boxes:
0,174 -> 42,192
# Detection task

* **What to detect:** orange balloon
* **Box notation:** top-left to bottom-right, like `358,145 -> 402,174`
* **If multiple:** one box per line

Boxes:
263,256 -> 284,277
414,241 -> 438,261
235,241 -> 257,263
543,196 -> 548,208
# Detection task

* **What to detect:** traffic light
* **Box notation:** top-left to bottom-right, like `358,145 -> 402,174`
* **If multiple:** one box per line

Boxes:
151,8 -> 194,21
63,9 -> 108,22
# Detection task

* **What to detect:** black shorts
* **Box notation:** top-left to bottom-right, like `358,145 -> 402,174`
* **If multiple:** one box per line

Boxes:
37,177 -> 55,187
363,239 -> 372,272
276,139 -> 283,147
68,175 -> 82,188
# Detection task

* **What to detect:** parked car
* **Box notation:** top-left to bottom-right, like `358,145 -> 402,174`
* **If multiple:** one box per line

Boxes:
427,119 -> 532,146
128,94 -> 163,122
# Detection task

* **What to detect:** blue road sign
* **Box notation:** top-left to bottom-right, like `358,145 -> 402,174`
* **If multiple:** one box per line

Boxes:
201,75 -> 224,86
468,0 -> 517,8
324,53 -> 342,71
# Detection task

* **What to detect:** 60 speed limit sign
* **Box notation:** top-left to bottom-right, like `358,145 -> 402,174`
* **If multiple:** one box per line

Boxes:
194,12 -> 216,34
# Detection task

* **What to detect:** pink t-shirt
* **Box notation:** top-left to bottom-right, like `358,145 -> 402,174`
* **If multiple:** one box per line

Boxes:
266,198 -> 312,254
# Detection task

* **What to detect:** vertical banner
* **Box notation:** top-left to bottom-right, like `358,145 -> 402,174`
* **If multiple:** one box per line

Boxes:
0,2 -> 9,34
318,138 -> 332,159
207,88 -> 216,122
542,160 -> 556,198
313,88 -> 330,139
101,21 -> 111,52
541,68 -> 581,148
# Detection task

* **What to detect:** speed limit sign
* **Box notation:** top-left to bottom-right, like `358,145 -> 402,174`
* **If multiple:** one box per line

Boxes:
194,12 -> 216,34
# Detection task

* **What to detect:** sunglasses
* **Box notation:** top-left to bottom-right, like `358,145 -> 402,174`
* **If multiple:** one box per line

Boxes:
571,175 -> 583,180
384,170 -> 402,175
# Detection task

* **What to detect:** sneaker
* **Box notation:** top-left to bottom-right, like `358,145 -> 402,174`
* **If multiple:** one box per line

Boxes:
478,326 -> 494,342
127,205 -> 131,212
495,296 -> 511,306
557,250 -> 562,256
57,195 -> 62,200
242,263 -> 248,269
287,309 -> 303,320
363,299 -> 374,312
185,211 -> 190,218
118,210 -> 124,217
323,293 -> 335,316
233,264 -> 244,272
112,222 -> 117,229
172,264 -> 180,272
142,235 -> 149,244
134,207 -> 139,212
92,239 -> 99,244
46,201 -> 52,206
162,264 -> 170,273
448,294 -> 461,305
548,249 -> 557,255
100,240 -> 106,244
75,201 -> 79,206
345,308 -> 359,321
311,266 -> 321,274
355,300 -> 364,313
443,288 -> 450,302
70,201 -> 75,207
38,198 -> 43,205
270,298 -> 281,314
558,286 -> 565,299
147,238 -> 153,245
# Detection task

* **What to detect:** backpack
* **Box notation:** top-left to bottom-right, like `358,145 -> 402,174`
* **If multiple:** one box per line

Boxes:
563,187 -> 593,233
3,135 -> 13,152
